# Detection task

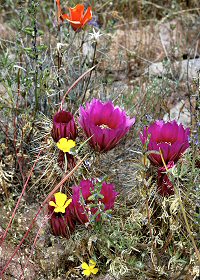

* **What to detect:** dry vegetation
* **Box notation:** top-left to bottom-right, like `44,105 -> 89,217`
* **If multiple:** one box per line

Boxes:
0,0 -> 200,279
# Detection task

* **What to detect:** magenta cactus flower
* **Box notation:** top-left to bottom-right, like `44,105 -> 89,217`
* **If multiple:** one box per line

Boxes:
140,120 -> 190,196
48,192 -> 75,238
71,179 -> 118,224
51,110 -> 77,142
140,120 -> 190,166
79,99 -> 135,152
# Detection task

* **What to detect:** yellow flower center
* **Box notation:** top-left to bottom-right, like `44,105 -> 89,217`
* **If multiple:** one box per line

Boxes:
49,192 -> 72,213
57,138 -> 76,153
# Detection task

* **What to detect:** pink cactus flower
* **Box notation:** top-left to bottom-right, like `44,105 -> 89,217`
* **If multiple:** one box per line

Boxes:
51,110 -> 77,142
140,120 -> 190,166
71,179 -> 118,224
79,99 -> 135,152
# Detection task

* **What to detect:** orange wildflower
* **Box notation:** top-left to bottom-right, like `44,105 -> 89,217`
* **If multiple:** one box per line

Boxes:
61,4 -> 92,31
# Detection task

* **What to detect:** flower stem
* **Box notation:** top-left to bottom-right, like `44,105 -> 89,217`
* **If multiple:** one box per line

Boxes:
64,152 -> 68,173
59,65 -> 96,111
32,4 -> 39,112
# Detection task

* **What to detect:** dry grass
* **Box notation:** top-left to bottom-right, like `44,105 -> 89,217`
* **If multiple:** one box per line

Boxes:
0,0 -> 200,279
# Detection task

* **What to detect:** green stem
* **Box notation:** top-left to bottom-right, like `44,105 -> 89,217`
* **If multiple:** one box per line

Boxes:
64,152 -> 68,174
34,65 -> 38,112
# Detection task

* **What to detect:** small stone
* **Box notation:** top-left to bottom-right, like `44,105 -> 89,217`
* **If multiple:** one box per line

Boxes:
163,100 -> 191,126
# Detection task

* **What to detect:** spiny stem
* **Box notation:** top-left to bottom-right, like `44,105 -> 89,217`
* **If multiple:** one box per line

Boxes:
56,0 -> 62,91
31,0 -> 39,112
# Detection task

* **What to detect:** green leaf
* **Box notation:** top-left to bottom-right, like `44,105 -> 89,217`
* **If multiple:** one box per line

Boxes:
88,194 -> 96,201
24,47 -> 33,53
38,29 -> 44,36
37,45 -> 48,51
24,27 -> 34,36
97,193 -> 104,199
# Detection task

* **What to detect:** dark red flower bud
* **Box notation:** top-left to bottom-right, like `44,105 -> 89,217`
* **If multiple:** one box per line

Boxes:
48,195 -> 75,238
58,151 -> 76,170
51,110 -> 77,142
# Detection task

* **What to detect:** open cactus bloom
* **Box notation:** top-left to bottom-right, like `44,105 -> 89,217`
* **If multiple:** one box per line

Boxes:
140,120 -> 190,166
79,99 -> 135,152
61,4 -> 92,31
51,110 -> 77,143
71,179 -> 118,224
140,120 -> 190,197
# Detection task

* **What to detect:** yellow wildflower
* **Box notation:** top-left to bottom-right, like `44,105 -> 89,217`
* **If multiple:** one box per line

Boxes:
81,259 -> 98,277
49,192 -> 72,213
57,138 -> 76,153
